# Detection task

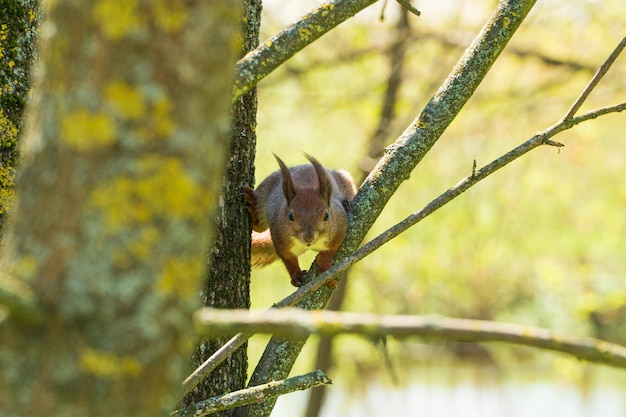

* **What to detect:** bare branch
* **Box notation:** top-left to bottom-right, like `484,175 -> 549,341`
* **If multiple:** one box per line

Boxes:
568,102 -> 626,124
179,332 -> 250,399
563,36 -> 626,120
194,309 -> 626,371
233,0 -> 379,100
395,0 -> 420,17
173,370 -> 331,417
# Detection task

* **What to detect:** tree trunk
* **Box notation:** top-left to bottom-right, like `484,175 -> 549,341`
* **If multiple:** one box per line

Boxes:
180,0 -> 261,415
0,1 -> 240,416
0,0 -> 40,235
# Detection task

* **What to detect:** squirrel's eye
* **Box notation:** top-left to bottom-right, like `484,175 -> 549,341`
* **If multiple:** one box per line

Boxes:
288,210 -> 295,221
323,211 -> 329,221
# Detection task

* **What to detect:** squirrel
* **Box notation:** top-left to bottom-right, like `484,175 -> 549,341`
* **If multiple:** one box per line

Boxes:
242,154 -> 357,287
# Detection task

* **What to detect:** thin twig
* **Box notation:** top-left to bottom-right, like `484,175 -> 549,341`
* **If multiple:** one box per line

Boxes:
174,370 -> 331,417
563,36 -> 626,120
396,0 -> 421,17
195,308 -> 626,370
179,332 -> 251,399
379,0 -> 388,21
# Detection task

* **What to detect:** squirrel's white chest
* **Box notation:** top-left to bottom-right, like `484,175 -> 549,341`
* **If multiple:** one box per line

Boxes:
289,235 -> 329,256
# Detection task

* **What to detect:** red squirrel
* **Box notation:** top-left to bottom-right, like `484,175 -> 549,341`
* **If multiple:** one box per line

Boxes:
242,154 -> 357,287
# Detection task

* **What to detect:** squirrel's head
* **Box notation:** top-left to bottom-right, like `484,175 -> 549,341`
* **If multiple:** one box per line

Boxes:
275,154 -> 333,247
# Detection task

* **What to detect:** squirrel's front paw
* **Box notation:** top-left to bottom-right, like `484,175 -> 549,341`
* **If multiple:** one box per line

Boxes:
290,270 -> 306,287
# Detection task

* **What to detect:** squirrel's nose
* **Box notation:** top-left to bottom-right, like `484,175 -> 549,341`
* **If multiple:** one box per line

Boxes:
302,229 -> 318,245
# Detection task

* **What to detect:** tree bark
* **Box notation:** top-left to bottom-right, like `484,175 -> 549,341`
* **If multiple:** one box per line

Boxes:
180,0 -> 261,415
175,370 -> 331,417
0,0 -> 40,235
0,1 -> 239,416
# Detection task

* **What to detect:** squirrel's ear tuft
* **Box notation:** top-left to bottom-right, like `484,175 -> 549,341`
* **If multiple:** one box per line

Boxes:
275,154 -> 295,204
304,153 -> 332,205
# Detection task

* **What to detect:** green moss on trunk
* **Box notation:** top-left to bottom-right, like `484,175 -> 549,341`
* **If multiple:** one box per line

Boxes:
0,0 -> 40,231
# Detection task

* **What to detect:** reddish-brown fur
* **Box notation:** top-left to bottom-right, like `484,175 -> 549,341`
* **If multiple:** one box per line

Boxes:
243,155 -> 357,287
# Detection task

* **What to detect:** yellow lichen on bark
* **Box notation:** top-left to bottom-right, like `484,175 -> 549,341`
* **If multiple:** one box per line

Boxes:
132,94 -> 175,144
93,0 -> 145,40
60,108 -> 117,152
101,80 -> 175,145
157,256 -> 202,299
151,95 -> 174,138
87,155 -> 210,301
153,0 -> 189,32
111,226 -> 159,269
89,155 -> 208,232
0,110 -> 17,214
104,80 -> 146,120
80,347 -> 143,380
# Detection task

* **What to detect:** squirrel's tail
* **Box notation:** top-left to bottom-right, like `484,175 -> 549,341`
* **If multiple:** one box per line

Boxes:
250,230 -> 278,267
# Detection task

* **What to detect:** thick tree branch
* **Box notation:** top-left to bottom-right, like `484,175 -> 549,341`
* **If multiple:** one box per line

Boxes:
174,370 -> 331,417
195,308 -> 626,370
233,0 -> 379,100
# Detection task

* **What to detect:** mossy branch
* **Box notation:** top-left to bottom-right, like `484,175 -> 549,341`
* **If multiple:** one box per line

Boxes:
233,0 -> 380,100
195,308 -> 626,371
173,370 -> 331,417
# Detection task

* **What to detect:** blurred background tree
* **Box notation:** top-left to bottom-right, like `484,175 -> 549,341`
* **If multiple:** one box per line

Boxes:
0,1 -> 239,415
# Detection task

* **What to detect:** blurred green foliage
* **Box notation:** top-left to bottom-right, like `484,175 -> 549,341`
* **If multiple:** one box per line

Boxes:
249,0 -> 626,378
